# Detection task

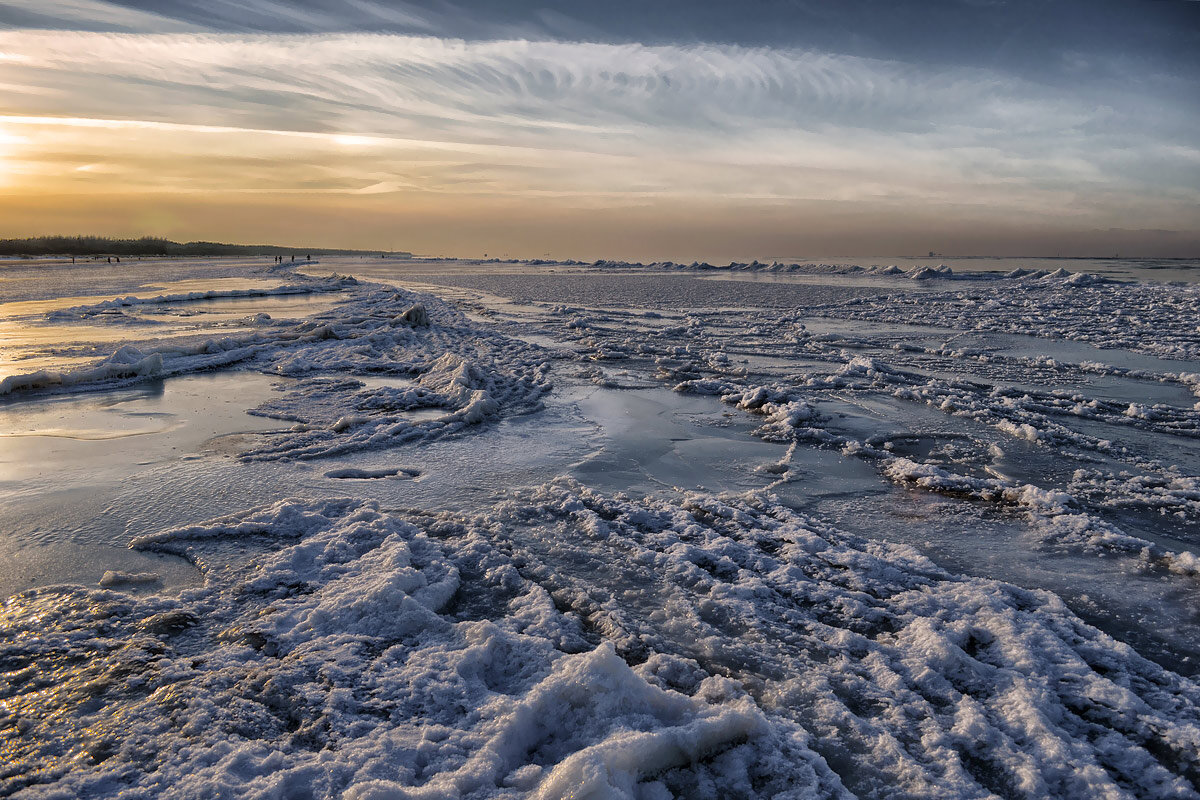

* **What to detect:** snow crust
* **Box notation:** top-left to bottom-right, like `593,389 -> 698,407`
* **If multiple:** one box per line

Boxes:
4,490 -> 1198,798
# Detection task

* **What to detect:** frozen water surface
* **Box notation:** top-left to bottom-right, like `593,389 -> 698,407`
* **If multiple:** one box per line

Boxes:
0,372 -> 285,596
2,257 -> 1200,798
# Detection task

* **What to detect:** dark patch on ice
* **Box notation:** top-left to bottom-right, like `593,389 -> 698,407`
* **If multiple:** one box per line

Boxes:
323,467 -> 420,480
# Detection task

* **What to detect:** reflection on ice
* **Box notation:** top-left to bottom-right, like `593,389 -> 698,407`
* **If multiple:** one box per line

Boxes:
0,372 -> 282,595
0,539 -> 199,598
568,386 -> 788,494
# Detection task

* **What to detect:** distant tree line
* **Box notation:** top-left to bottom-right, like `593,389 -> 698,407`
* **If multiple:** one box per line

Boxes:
0,235 -> 408,258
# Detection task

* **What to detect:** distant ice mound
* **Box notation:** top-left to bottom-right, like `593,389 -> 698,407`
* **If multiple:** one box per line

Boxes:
907,265 -> 953,280
1063,271 -> 1109,287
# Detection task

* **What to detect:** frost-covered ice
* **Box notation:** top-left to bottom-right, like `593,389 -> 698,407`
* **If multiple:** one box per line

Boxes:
5,490 -> 1200,799
44,277 -> 355,322
2,256 -> 1200,799
1,276 -> 549,461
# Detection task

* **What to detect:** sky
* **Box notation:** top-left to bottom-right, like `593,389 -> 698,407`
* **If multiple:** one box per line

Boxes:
0,0 -> 1198,261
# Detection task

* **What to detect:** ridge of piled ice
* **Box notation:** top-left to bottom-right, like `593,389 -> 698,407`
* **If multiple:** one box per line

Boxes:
818,280 -> 1200,360
44,275 -> 358,321
2,278 -> 551,459
490,257 -> 1130,287
239,301 -> 551,460
0,345 -> 163,395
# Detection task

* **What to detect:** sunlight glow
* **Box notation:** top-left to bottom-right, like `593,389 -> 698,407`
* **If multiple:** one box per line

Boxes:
0,125 -> 26,186
331,134 -> 381,147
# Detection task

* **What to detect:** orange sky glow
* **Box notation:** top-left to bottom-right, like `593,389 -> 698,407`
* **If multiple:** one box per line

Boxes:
1,29 -> 1197,260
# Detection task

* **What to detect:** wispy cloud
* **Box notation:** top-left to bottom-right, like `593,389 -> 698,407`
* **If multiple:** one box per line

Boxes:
0,28 -> 1196,254
0,0 -> 200,33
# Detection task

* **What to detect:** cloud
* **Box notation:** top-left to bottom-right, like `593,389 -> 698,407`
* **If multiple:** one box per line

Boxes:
8,1 -> 1198,91
0,32 -> 1149,140
0,0 -> 199,33
0,30 -> 1196,249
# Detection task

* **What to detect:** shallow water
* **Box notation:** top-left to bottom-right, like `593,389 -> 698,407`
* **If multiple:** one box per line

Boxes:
0,372 -> 283,595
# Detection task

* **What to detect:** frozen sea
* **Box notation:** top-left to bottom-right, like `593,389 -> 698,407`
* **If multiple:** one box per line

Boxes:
1,255 -> 1199,799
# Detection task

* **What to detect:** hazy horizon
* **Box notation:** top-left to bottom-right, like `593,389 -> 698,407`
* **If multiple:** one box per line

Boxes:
5,230 -> 1197,264
2,1 -> 1198,259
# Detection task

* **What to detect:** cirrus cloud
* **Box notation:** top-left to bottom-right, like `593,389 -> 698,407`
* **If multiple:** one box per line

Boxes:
0,28 -> 1196,256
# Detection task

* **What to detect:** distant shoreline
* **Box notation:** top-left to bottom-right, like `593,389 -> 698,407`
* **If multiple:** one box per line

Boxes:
0,236 -> 409,259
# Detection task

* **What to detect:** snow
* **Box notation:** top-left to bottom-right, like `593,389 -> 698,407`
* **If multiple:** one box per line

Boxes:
0,345 -> 163,395
5,490 -> 1200,798
2,256 -> 1200,798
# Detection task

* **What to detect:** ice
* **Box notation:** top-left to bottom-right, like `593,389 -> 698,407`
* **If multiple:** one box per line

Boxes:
3,256 -> 1200,798
367,259 -> 1200,665
97,570 -> 160,587
0,372 -> 285,595
324,467 -> 419,480
2,283 -> 548,463
0,497 -> 824,798
0,345 -> 163,395
44,275 -> 355,321
819,278 -> 1200,361
5,491 -> 1199,798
